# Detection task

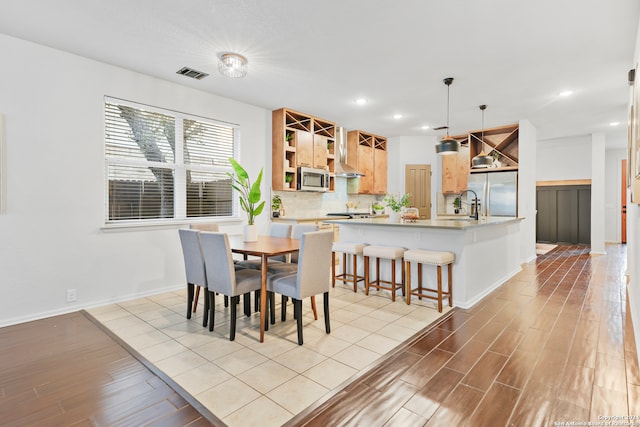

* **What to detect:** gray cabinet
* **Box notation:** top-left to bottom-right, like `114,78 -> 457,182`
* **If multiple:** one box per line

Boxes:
536,185 -> 590,244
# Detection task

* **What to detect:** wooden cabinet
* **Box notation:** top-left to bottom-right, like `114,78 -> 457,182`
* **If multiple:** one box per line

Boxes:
468,123 -> 519,171
272,108 -> 335,191
441,144 -> 470,194
347,130 -> 387,194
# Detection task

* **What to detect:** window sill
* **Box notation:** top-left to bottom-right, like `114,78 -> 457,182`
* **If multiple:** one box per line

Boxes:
101,217 -> 243,232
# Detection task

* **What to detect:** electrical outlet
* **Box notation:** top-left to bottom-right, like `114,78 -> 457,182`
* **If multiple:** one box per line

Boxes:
66,289 -> 77,303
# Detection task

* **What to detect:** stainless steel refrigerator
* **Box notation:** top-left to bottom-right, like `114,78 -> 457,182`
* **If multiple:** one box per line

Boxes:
467,170 -> 518,217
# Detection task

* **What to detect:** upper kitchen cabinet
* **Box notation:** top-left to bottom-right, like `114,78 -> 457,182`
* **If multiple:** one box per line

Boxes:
468,123 -> 519,172
347,130 -> 387,194
441,138 -> 470,194
272,108 -> 335,191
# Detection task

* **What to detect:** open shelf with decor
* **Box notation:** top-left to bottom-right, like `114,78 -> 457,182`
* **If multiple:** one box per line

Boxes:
468,123 -> 519,173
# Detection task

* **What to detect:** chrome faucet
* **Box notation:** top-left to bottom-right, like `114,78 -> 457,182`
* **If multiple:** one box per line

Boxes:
458,189 -> 479,220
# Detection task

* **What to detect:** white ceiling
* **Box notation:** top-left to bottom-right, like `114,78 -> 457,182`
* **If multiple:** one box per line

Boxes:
1,0 -> 638,148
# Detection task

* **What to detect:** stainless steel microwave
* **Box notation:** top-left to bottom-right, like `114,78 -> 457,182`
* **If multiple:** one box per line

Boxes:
297,167 -> 330,192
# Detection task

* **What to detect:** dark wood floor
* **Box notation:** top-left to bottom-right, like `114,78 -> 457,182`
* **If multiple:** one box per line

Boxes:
0,311 -> 219,427
288,244 -> 640,426
1,244 -> 638,427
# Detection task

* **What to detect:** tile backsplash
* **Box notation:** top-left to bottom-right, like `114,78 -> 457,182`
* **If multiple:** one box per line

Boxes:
272,178 -> 381,217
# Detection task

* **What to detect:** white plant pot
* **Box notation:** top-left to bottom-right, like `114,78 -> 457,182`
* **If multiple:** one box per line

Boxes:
243,224 -> 258,242
389,211 -> 401,223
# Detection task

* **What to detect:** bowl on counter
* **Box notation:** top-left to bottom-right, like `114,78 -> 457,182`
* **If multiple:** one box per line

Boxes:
401,207 -> 420,222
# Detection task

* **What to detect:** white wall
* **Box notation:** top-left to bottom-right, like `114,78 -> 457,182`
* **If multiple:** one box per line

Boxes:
386,135 -> 439,217
0,35 -> 270,326
518,120 -> 537,263
536,135 -> 593,181
605,148 -> 627,243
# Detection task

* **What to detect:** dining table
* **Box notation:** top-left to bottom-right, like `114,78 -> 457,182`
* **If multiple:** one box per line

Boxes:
228,234 -> 300,342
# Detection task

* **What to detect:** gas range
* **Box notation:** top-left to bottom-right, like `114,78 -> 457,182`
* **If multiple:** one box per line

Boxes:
326,212 -> 373,219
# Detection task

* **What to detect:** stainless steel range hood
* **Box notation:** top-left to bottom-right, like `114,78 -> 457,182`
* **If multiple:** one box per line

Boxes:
334,126 -> 364,178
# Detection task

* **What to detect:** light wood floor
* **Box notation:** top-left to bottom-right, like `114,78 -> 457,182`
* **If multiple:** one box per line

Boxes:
1,244 -> 638,426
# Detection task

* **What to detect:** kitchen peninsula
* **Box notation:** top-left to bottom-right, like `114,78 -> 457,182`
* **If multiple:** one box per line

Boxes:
324,216 -> 523,308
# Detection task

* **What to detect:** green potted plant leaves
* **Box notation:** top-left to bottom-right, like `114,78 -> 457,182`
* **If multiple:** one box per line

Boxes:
272,195 -> 282,218
227,158 -> 265,241
384,193 -> 410,222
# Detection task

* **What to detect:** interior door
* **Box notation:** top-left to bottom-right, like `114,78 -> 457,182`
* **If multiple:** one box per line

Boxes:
405,164 -> 431,219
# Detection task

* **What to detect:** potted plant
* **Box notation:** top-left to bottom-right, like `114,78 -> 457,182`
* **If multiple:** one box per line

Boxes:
372,202 -> 385,215
285,174 -> 294,189
384,193 -> 410,223
453,196 -> 461,214
272,195 -> 282,218
492,150 -> 501,168
227,158 -> 265,241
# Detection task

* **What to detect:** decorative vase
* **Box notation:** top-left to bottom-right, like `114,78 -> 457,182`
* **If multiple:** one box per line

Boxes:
243,224 -> 258,242
389,211 -> 401,223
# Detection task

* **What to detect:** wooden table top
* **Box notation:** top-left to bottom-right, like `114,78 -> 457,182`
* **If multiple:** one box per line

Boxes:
228,235 -> 300,257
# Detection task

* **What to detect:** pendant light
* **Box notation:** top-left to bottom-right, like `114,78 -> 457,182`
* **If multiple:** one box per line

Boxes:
435,77 -> 460,155
471,104 -> 493,168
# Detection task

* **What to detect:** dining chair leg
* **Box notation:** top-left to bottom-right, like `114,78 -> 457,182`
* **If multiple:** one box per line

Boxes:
294,299 -> 303,345
193,286 -> 200,313
254,290 -> 260,312
269,292 -> 276,325
310,296 -> 318,320
224,295 -> 229,308
208,291 -> 215,332
187,283 -> 195,319
243,293 -> 251,317
281,295 -> 288,321
323,291 -> 330,334
230,295 -> 239,341
203,287 -> 210,328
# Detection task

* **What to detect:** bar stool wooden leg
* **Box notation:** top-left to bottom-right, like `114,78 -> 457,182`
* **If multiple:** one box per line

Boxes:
364,256 -> 370,295
391,258 -> 396,301
351,254 -> 358,292
405,260 -> 412,304
437,265 -> 443,313
332,251 -> 336,287
448,264 -> 453,307
418,263 -> 423,300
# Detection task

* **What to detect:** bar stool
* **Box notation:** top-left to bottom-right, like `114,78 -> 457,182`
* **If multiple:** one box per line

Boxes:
332,242 -> 366,292
404,249 -> 454,312
363,245 -> 406,301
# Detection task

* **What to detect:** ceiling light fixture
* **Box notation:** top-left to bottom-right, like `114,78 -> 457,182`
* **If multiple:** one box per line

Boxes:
393,114 -> 403,119
559,90 -> 573,97
218,53 -> 248,78
355,98 -> 368,105
422,125 -> 430,130
435,77 -> 459,155
610,122 -> 620,126
471,104 -> 493,168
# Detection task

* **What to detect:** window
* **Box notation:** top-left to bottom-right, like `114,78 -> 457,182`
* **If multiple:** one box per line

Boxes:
105,97 -> 237,223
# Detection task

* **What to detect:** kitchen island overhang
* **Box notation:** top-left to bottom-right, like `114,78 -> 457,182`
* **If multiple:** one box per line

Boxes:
324,217 -> 524,309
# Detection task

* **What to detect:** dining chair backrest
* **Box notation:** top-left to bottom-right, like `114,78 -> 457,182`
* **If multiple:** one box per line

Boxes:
269,223 -> 293,262
295,230 -> 334,299
290,223 -> 319,263
198,231 -> 237,295
190,223 -> 219,232
178,229 -> 207,288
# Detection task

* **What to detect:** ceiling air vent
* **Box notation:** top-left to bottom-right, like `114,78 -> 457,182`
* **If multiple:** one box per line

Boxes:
176,67 -> 209,80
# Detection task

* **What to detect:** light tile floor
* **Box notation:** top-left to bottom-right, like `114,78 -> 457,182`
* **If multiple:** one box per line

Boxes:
88,284 -> 450,427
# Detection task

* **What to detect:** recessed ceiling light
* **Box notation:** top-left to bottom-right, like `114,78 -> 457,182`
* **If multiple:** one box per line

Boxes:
421,125 -> 430,130
355,98 -> 368,105
559,90 -> 573,97
393,114 -> 403,119
610,122 -> 620,126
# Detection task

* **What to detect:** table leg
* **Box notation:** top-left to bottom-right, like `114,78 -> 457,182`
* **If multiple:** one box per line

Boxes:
260,254 -> 268,342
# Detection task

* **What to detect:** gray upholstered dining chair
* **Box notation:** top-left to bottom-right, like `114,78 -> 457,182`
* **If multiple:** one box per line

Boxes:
198,231 -> 263,341
266,230 -> 334,345
178,229 -> 210,327
188,223 -> 219,312
267,223 -> 321,322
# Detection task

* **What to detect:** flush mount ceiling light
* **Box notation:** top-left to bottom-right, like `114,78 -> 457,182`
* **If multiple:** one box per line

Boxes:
472,104 -> 493,168
435,77 -> 459,155
559,90 -> 573,97
218,53 -> 248,78
355,98 -> 368,105
393,113 -> 403,119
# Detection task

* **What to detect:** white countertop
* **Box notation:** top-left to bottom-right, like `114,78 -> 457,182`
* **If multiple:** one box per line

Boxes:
324,216 -> 523,230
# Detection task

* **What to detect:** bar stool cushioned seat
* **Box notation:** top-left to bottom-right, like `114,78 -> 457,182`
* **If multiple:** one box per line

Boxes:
332,242 -> 367,292
404,249 -> 454,312
363,245 -> 406,301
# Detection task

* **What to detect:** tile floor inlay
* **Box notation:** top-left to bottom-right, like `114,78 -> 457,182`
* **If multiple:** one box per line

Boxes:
88,282 -> 449,426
